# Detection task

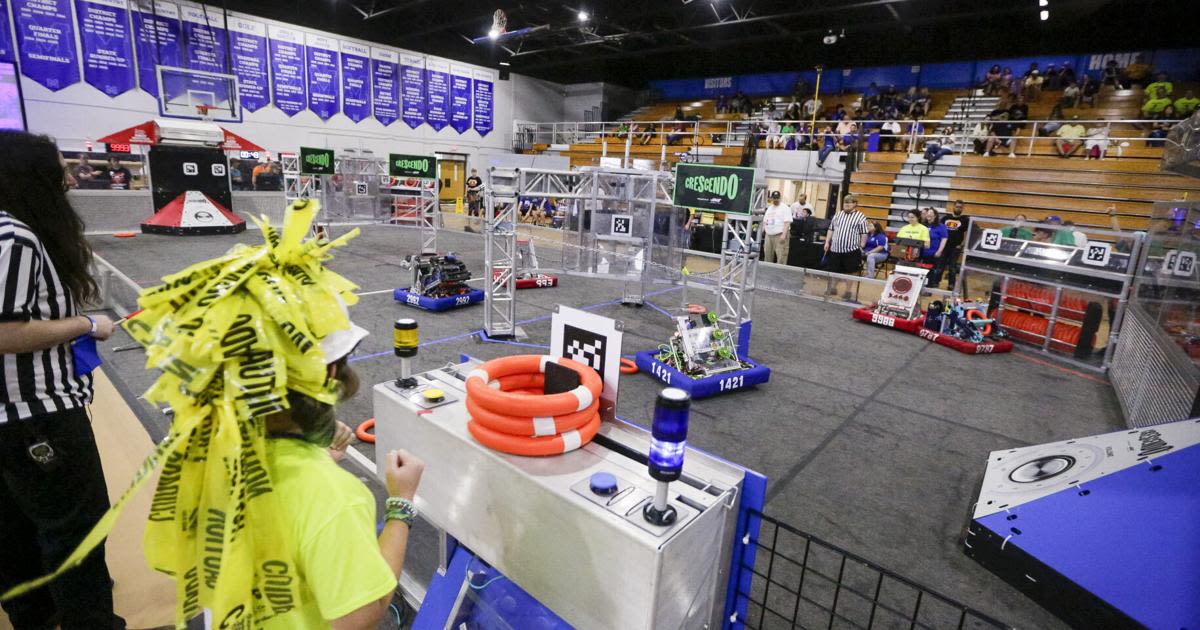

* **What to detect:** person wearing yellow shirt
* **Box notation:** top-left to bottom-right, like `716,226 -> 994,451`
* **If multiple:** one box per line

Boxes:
1144,73 -> 1173,100
1142,86 -> 1172,117
1174,91 -> 1199,116
895,209 -> 930,261
1054,118 -> 1086,158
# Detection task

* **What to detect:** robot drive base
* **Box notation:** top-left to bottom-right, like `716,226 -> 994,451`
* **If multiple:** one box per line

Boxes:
852,306 -> 1014,355
634,351 -> 771,398
492,270 -> 560,290
393,287 -> 485,311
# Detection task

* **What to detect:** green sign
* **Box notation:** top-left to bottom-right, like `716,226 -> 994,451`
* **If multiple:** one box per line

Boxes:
672,163 -> 756,215
389,153 -> 437,179
299,147 -> 335,175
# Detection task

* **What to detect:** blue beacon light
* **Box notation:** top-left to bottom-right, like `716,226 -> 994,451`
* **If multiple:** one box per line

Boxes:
645,387 -> 690,526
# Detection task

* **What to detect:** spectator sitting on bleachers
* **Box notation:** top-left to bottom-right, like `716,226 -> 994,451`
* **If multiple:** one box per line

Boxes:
1079,73 -> 1100,108
1144,73 -> 1173,100
863,222 -> 889,277
1000,67 -> 1015,94
835,114 -> 856,138
923,133 -> 954,166
1142,85 -> 1173,117
897,87 -> 917,114
1082,124 -> 1110,160
665,123 -> 690,145
1147,105 -> 1177,146
879,114 -> 902,152
785,101 -> 802,121
1060,62 -> 1076,86
1002,214 -> 1034,240
1039,105 -> 1066,136
615,122 -> 630,140
766,120 -> 783,149
779,122 -> 797,149
912,88 -> 932,117
1053,116 -> 1085,157
815,125 -> 838,168
983,64 -> 1003,95
673,106 -> 686,121
1023,71 -> 1044,102
1102,59 -> 1124,89
1063,221 -> 1088,248
1123,55 -> 1152,88
863,82 -> 880,110
829,104 -> 846,121
803,94 -> 823,118
1044,63 -> 1062,91
1044,216 -> 1076,246
636,123 -> 655,145
880,85 -> 899,111
983,113 -> 1018,158
716,94 -> 727,114
1176,91 -> 1199,116
1060,81 -> 1080,108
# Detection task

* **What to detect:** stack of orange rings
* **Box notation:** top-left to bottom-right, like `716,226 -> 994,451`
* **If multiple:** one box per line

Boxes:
465,355 -> 603,457
965,309 -> 992,336
686,304 -> 707,315
619,358 -> 638,374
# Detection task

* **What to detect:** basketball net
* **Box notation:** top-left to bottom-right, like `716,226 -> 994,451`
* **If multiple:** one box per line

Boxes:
195,104 -> 213,122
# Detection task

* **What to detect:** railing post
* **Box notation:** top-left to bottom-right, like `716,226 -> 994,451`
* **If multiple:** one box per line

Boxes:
1027,122 -> 1037,157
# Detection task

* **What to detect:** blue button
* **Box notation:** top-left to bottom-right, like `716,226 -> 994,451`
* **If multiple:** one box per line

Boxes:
589,472 -> 618,496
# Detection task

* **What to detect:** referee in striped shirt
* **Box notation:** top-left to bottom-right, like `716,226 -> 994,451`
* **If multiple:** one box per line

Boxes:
823,195 -> 869,300
0,132 -> 125,629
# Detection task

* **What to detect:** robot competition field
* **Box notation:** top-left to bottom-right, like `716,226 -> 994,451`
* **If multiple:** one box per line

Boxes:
90,224 -> 1124,629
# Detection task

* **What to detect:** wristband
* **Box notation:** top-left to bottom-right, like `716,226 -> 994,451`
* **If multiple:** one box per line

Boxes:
84,315 -> 97,337
384,496 -> 417,526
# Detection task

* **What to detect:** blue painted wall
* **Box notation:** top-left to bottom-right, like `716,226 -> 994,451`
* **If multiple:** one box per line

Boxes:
649,48 -> 1200,100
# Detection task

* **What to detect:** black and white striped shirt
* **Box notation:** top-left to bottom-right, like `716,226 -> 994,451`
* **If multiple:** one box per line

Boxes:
0,211 -> 92,423
827,210 -> 868,254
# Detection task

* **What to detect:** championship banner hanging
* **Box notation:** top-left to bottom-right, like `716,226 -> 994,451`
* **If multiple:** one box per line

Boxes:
0,1 -> 14,63
400,52 -> 424,129
388,153 -> 436,179
340,40 -> 370,123
672,163 -> 757,215
472,68 -> 494,137
74,0 -> 135,96
13,0 -> 80,91
371,47 -> 399,126
131,0 -> 180,97
228,16 -> 268,112
180,5 -> 226,74
305,33 -> 339,120
449,64 -> 471,134
424,57 -> 449,131
268,24 -> 305,117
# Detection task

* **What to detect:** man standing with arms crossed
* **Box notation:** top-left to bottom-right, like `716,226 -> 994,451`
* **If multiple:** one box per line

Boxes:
941,199 -> 969,291
824,195 -> 868,300
761,191 -> 792,264
465,168 -> 484,232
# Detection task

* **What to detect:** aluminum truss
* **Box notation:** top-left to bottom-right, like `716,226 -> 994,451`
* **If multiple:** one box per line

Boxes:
484,167 -> 520,337
382,172 -> 440,254
717,185 -> 766,353
281,153 -> 313,200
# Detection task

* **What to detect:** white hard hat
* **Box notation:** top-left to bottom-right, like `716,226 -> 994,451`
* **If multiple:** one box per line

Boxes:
319,296 -> 369,363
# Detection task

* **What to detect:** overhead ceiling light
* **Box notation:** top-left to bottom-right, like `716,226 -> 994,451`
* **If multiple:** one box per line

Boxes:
499,61 -> 511,66
691,101 -> 703,107
488,28 -> 500,39
1039,0 -> 1048,5
1040,9 -> 1049,20
578,10 -> 589,22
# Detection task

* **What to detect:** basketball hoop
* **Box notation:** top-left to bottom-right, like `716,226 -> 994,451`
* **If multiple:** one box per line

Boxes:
195,104 -> 213,121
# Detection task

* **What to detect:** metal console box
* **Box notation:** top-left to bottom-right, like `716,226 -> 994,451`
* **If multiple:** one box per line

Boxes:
374,360 -> 746,630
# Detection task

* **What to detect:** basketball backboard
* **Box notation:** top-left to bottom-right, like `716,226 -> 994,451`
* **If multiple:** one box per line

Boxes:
156,66 -> 241,122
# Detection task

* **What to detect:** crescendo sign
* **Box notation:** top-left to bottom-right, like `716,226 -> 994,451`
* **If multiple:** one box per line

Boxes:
672,163 -> 756,215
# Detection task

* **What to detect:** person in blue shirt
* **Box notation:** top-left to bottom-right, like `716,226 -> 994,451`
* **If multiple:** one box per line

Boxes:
920,207 -> 949,285
863,221 -> 889,277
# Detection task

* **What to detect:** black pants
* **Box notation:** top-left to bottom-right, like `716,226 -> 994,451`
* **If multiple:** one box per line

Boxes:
944,244 -> 962,288
0,407 -> 124,630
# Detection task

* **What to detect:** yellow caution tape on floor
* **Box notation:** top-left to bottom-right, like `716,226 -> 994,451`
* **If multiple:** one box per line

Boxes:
1,200 -> 361,628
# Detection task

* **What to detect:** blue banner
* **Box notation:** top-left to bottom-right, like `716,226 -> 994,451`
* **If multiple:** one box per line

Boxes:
425,57 -> 449,131
372,47 -> 399,126
472,69 -> 493,137
399,52 -> 424,129
305,33 -> 338,120
449,64 -> 471,134
12,0 -> 79,91
180,5 -> 226,74
131,0 -> 180,97
74,0 -> 135,96
0,1 -> 16,63
228,16 -> 267,112
340,40 -> 370,123
268,24 -> 304,117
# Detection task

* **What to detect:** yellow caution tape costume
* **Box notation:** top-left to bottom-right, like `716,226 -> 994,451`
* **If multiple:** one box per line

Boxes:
1,200 -> 361,628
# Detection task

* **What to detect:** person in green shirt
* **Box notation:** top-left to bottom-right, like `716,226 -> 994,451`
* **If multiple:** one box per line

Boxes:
1002,214 -> 1035,240
895,209 -> 930,261
1144,73 -> 1173,100
1044,216 -> 1077,246
1174,90 -> 1199,116
1142,85 -> 1172,116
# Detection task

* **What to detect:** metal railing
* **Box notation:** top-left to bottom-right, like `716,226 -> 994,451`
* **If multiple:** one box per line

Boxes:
735,509 -> 1012,630
513,116 -> 1181,162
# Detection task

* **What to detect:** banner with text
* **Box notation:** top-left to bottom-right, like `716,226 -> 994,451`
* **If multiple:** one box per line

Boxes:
13,0 -> 79,90
75,0 -> 135,96
180,5 -> 226,74
131,0 -> 180,96
388,153 -> 436,179
371,47 -> 399,126
0,1 -> 13,62
472,68 -> 493,136
340,41 -> 370,123
449,63 -> 471,134
268,24 -> 305,116
424,57 -> 449,131
305,33 -> 338,120
672,163 -> 756,215
399,52 -> 424,129
228,16 -> 267,112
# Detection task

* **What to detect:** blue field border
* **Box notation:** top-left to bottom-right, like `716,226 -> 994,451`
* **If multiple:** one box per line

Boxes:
393,287 -> 485,311
633,351 -> 771,399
